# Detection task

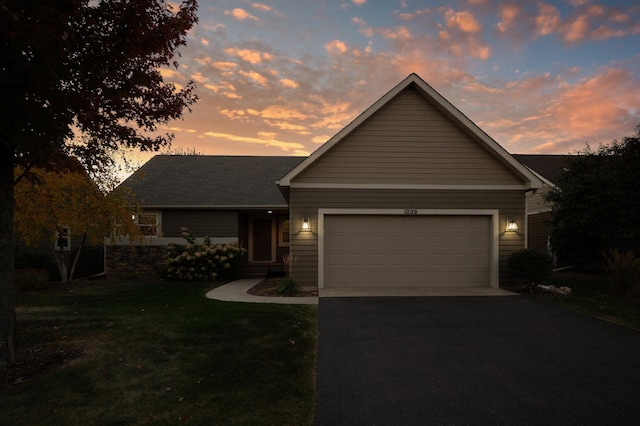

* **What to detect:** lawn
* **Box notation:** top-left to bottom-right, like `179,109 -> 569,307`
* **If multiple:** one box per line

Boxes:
537,271 -> 640,330
0,280 -> 317,425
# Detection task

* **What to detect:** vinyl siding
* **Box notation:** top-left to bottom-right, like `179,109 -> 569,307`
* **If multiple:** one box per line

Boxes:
526,186 -> 553,214
161,210 -> 238,238
294,87 -> 523,186
289,188 -> 525,288
527,212 -> 553,254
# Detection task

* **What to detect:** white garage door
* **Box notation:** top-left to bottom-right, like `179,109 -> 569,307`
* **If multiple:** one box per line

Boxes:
324,215 -> 490,288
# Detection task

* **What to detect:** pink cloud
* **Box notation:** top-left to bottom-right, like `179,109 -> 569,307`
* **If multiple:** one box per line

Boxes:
534,3 -> 561,36
496,4 -> 521,35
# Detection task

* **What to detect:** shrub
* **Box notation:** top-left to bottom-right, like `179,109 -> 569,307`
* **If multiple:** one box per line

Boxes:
602,247 -> 640,297
508,248 -> 553,292
165,228 -> 246,282
14,269 -> 49,291
274,277 -> 301,295
14,251 -> 59,281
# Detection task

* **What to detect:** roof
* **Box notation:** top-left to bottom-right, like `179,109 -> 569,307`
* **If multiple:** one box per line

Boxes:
513,154 -> 572,185
119,155 -> 305,207
279,73 -> 543,189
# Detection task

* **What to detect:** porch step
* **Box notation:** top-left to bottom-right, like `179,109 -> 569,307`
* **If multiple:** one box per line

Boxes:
241,264 -> 268,279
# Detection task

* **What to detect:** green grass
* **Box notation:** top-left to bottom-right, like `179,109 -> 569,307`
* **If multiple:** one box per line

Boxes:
537,272 -> 640,330
1,281 -> 317,425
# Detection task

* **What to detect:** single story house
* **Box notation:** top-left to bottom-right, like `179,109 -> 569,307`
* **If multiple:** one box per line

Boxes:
111,73 -> 548,289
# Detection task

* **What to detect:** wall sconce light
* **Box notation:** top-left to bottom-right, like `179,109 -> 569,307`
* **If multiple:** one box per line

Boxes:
301,217 -> 310,232
506,218 -> 519,232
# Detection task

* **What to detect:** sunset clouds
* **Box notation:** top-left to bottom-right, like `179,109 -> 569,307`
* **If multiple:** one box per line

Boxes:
150,0 -> 639,161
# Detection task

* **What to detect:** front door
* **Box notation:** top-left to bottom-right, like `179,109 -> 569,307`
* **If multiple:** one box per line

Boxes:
251,218 -> 274,262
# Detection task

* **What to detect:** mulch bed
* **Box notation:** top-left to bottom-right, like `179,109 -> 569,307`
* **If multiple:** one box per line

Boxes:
247,277 -> 317,297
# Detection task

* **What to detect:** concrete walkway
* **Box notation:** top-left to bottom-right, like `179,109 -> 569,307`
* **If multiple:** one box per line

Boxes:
205,279 -> 516,304
205,279 -> 319,304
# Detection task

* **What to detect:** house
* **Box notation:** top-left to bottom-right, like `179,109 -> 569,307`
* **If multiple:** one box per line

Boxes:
514,154 -> 572,261
110,73 -> 545,289
109,155 -> 305,278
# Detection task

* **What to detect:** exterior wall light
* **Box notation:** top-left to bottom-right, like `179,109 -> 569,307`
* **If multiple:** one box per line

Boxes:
301,217 -> 311,232
506,218 -> 518,232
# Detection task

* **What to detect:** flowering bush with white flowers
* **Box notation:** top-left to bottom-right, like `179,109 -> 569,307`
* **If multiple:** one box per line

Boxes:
165,227 -> 246,282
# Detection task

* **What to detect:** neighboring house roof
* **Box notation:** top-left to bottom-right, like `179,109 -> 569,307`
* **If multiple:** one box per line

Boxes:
119,155 -> 305,208
279,73 -> 544,189
514,154 -> 572,185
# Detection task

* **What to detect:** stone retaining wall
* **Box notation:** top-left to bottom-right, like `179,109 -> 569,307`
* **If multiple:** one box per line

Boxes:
106,245 -> 165,280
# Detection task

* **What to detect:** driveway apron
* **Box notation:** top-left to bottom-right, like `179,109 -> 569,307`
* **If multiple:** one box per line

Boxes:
315,296 -> 640,425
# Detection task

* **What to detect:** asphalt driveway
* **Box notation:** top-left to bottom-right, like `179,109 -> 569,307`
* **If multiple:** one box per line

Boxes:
315,296 -> 640,425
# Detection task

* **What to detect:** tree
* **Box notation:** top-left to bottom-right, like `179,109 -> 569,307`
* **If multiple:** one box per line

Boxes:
0,0 -> 198,365
545,126 -> 640,265
14,167 -> 140,282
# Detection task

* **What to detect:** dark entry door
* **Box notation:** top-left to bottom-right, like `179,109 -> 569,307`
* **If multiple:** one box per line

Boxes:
252,219 -> 273,262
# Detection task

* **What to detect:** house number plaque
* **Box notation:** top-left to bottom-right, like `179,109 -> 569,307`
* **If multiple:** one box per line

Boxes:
404,208 -> 418,215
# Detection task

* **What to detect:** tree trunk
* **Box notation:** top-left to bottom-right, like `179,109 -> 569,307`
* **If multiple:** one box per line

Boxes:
54,247 -> 69,283
0,143 -> 17,366
69,232 -> 87,281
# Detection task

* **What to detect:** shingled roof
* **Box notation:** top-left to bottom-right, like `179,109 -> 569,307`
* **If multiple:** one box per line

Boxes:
513,154 -> 572,185
119,155 -> 305,207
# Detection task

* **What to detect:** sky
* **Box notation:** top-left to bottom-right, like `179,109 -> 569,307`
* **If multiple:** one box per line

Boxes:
150,0 -> 640,163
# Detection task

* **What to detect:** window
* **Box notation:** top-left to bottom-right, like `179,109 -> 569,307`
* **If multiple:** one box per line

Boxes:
279,217 -> 290,246
54,226 -> 71,251
135,213 -> 160,237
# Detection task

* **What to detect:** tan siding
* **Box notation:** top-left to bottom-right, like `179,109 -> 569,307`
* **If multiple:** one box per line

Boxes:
295,87 -> 523,186
289,188 -> 526,287
528,212 -> 553,254
527,186 -> 552,214
162,210 -> 238,238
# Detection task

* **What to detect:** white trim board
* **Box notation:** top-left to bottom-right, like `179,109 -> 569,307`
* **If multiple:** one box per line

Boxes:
290,183 -> 530,190
317,208 -> 500,290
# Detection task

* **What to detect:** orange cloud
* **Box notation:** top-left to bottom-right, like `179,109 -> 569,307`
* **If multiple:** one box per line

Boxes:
238,70 -> 269,87
213,61 -> 238,71
312,135 -> 331,144
325,40 -> 348,54
190,72 -> 207,83
251,3 -> 271,12
224,8 -> 260,22
377,26 -> 412,40
203,131 -> 307,153
159,68 -> 184,80
280,78 -> 299,89
225,48 -> 273,64
443,9 -> 482,34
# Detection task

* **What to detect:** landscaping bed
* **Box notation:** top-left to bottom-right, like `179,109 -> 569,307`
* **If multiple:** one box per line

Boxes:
248,277 -> 318,297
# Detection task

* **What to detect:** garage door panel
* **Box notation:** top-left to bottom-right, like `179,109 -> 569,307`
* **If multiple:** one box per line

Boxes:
325,215 -> 490,288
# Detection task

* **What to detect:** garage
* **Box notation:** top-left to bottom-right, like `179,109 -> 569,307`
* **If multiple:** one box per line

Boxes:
324,215 -> 491,288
